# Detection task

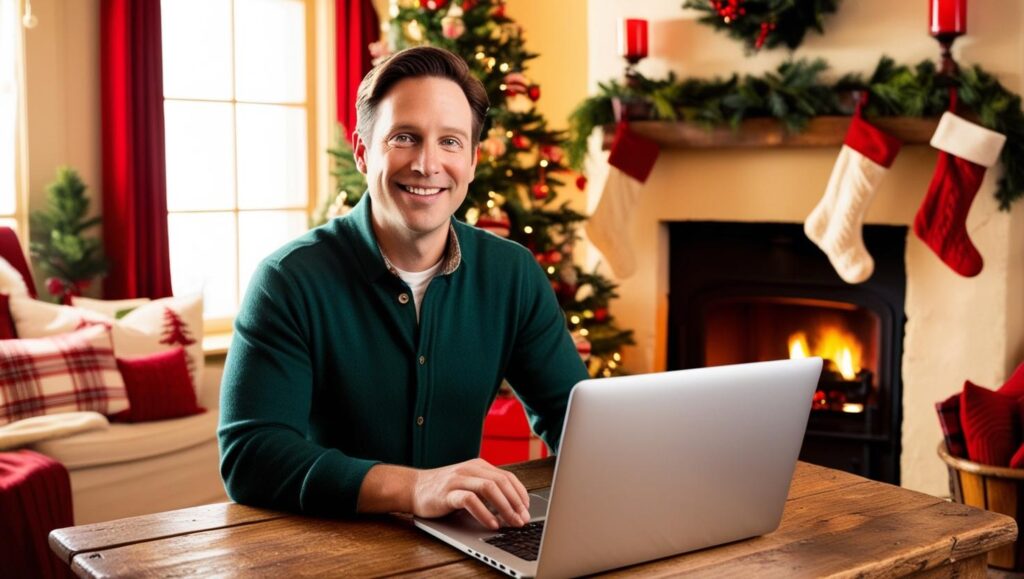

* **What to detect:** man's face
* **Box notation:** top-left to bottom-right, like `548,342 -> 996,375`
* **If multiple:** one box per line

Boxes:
354,76 -> 477,241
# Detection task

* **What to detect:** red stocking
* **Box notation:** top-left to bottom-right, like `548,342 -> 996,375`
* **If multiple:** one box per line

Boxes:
914,100 -> 1006,277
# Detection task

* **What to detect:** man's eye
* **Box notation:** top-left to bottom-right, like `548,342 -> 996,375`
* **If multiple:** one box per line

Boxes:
441,138 -> 462,148
390,134 -> 415,145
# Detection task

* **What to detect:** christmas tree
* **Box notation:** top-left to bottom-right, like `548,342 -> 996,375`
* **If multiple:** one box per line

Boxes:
29,167 -> 107,303
318,0 -> 633,377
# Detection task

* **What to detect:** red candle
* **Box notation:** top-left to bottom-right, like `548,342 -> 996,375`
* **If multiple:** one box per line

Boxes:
929,0 -> 967,36
618,18 -> 648,61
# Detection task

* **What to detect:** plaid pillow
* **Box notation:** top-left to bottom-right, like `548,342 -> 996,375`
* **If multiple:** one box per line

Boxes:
935,392 -> 966,458
0,325 -> 128,426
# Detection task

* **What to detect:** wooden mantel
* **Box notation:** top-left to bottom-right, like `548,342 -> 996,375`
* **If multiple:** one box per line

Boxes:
602,117 -> 941,149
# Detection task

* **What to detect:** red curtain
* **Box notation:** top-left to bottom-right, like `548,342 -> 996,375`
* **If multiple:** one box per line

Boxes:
100,0 -> 173,299
336,0 -> 380,143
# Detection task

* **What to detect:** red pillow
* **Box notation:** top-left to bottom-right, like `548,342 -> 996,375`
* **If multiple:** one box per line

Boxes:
997,362 -> 1024,399
112,348 -> 205,423
960,381 -> 1020,466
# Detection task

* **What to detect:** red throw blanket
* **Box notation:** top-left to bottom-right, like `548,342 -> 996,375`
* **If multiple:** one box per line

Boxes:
0,450 -> 73,578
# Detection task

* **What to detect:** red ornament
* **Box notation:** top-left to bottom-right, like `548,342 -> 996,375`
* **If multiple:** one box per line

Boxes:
511,134 -> 529,149
557,283 -> 578,302
527,85 -> 541,102
575,174 -> 588,190
594,307 -> 608,322
45,277 -> 64,296
493,1 -> 505,18
462,0 -> 477,10
812,390 -> 827,410
540,145 -> 563,163
420,0 -> 447,9
532,182 -> 549,199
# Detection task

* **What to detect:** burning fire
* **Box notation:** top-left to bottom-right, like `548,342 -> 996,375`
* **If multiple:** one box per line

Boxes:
788,328 -> 862,380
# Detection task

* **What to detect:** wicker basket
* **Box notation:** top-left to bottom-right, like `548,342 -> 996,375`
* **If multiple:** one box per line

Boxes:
938,442 -> 1024,571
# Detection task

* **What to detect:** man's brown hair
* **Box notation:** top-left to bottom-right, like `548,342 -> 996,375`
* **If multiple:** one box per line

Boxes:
355,46 -> 489,146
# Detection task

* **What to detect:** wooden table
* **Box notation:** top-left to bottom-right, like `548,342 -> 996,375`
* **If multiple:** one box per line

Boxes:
50,459 -> 1017,578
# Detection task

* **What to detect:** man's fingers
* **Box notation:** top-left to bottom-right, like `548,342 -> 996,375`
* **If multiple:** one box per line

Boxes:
465,464 -> 531,523
449,490 -> 499,530
465,477 -> 524,527
504,470 -> 531,515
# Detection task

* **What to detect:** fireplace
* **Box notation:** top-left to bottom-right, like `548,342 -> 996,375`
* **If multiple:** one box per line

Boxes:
667,221 -> 907,483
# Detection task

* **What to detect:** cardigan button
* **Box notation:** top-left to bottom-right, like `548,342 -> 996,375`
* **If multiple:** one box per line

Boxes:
418,355 -> 426,365
398,293 -> 410,305
416,416 -> 425,427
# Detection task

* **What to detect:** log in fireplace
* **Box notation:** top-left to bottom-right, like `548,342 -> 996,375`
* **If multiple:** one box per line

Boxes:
668,221 -> 907,484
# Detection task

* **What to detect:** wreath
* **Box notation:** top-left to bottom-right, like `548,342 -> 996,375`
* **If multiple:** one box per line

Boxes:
683,0 -> 842,52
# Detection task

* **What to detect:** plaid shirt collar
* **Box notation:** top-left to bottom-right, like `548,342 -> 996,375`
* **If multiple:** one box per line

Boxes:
378,223 -> 462,277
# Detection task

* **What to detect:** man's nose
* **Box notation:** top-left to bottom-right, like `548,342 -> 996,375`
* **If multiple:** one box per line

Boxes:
411,142 -> 442,176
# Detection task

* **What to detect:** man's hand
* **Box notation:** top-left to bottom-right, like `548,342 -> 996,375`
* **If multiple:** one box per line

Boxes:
356,459 -> 531,530
412,458 -> 532,530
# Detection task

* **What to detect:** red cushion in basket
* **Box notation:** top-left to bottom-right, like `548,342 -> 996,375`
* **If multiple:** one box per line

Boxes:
112,347 -> 205,423
996,362 -> 1024,399
960,381 -> 1021,467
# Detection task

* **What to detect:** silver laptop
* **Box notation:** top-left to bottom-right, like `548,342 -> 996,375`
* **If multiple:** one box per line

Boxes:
415,357 -> 822,579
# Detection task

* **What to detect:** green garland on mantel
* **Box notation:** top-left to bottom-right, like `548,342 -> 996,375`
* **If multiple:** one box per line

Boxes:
567,57 -> 1024,210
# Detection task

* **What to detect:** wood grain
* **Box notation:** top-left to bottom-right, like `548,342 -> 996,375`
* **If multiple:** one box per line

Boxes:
600,117 -> 941,150
48,502 -> 285,565
50,460 -> 1018,578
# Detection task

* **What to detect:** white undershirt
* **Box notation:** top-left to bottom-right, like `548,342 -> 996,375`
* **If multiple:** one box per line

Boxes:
392,259 -> 444,321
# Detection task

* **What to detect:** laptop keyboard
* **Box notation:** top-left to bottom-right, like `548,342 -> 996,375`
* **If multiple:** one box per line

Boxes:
483,521 -> 545,561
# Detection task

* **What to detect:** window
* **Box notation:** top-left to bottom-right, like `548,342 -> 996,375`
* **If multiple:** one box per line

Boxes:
162,0 -> 314,328
0,0 -> 23,232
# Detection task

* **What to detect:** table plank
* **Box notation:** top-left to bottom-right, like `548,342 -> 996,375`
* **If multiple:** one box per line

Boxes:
48,502 -> 285,566
71,515 -> 463,578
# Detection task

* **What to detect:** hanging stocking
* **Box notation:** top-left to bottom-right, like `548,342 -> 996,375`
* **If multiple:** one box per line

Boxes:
915,95 -> 1006,278
585,122 -> 660,279
804,101 -> 902,284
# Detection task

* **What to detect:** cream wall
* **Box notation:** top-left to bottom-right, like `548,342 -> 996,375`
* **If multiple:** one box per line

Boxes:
587,0 -> 1024,496
506,0 -> 588,213
22,0 -> 102,256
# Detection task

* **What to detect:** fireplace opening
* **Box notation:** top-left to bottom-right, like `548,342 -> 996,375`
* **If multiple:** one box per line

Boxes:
668,221 -> 907,483
704,297 -> 880,416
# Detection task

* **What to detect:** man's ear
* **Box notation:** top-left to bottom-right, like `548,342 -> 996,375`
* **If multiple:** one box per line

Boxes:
469,143 -> 479,184
353,131 -> 369,175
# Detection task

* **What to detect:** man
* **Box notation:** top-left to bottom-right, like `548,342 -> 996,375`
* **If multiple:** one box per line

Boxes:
218,46 -> 588,531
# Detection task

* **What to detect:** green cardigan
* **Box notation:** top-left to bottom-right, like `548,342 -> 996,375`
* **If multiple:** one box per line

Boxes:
218,195 -> 589,517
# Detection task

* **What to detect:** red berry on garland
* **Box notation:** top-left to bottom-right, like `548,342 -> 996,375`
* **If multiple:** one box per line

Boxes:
532,182 -> 549,199
594,307 -> 608,322
527,85 -> 541,102
575,174 -> 588,190
754,21 -> 777,50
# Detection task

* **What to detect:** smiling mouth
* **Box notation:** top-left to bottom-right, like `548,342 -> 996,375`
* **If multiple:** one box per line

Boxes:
398,183 -> 447,196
